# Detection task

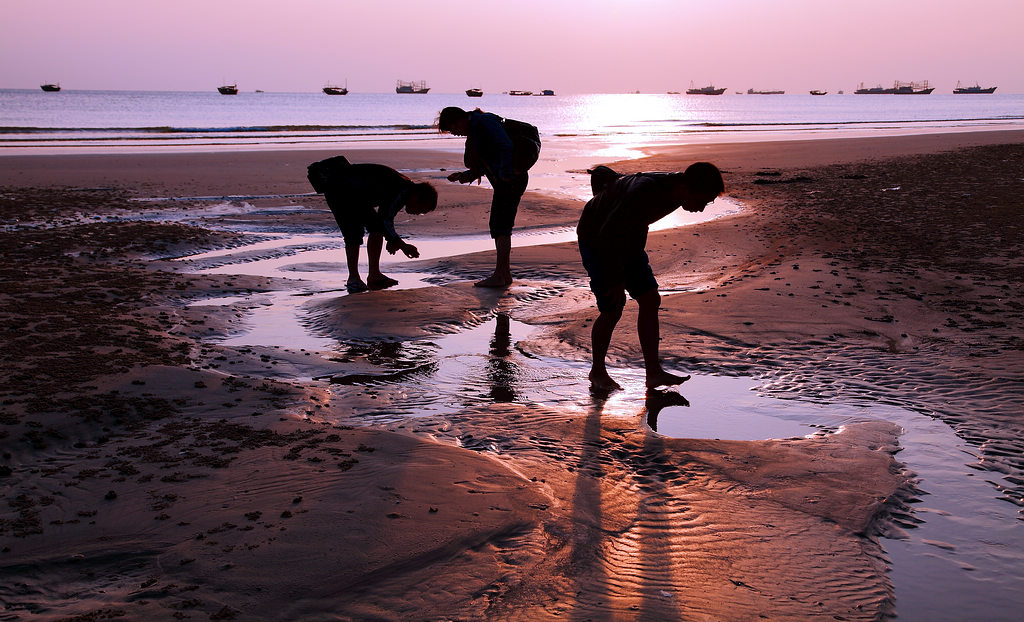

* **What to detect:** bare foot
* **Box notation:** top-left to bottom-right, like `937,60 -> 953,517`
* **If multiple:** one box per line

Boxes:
589,370 -> 622,393
645,369 -> 690,389
346,278 -> 368,293
474,273 -> 513,288
367,275 -> 399,290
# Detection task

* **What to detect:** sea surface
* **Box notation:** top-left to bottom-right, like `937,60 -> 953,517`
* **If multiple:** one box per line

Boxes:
2,88 -> 1023,153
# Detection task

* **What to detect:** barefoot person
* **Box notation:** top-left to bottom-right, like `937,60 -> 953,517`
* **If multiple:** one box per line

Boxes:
307,155 -> 437,292
578,163 -> 725,391
437,106 -> 541,288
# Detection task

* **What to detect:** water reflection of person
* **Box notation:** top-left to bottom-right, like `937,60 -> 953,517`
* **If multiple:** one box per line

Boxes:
643,389 -> 690,432
437,107 -> 541,288
487,313 -> 518,402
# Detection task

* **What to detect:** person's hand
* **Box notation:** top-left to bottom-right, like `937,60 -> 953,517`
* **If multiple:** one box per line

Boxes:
447,170 -> 476,184
401,243 -> 419,259
386,240 -> 401,255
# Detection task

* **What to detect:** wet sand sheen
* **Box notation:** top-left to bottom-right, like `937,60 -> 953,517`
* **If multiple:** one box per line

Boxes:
1,130 -> 1023,620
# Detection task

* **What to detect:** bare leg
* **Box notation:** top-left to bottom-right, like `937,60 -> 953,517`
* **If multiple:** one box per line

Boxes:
635,289 -> 689,388
589,308 -> 622,391
344,244 -> 367,292
475,235 -> 513,288
365,233 -> 398,289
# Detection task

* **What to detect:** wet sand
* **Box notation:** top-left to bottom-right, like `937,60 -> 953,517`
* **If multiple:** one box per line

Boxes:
1,129 -> 1023,620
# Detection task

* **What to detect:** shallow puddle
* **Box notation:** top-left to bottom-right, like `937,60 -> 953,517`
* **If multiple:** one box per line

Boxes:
175,199 -> 1022,620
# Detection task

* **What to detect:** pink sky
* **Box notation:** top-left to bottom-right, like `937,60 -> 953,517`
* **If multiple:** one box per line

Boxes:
3,0 -> 1022,94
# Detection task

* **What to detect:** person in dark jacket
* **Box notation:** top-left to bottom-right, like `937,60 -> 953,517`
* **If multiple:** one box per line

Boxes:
438,106 -> 540,288
577,162 -> 724,391
308,156 -> 437,292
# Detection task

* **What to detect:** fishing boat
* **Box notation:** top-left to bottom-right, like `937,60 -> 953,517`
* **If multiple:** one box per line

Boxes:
217,84 -> 238,95
508,90 -> 533,96
686,83 -> 726,95
854,83 -> 895,94
40,83 -> 61,92
536,89 -> 555,96
323,82 -> 349,95
953,81 -> 997,94
747,88 -> 784,94
893,80 -> 934,95
465,88 -> 483,97
396,80 -> 429,94
809,90 -> 828,96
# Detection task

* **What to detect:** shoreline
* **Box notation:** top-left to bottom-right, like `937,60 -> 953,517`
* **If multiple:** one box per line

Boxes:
2,130 -> 1023,619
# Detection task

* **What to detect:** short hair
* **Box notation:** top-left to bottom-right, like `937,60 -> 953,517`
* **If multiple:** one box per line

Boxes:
410,181 -> 438,211
683,162 -> 725,196
437,107 -> 468,132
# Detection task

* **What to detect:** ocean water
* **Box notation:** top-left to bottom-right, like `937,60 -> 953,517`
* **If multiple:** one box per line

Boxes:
2,88 -> 1023,152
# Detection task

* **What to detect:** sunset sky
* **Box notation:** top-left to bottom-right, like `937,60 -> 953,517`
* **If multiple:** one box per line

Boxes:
3,0 -> 1021,94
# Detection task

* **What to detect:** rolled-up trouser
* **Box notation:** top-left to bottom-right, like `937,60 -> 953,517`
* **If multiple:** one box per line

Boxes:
487,172 -> 528,239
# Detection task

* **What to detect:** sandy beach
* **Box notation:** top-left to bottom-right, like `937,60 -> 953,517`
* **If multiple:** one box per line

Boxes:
2,129 -> 1023,620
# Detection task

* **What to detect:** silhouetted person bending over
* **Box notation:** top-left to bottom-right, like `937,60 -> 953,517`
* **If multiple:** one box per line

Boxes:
437,106 -> 541,288
577,163 -> 724,391
308,155 -> 437,292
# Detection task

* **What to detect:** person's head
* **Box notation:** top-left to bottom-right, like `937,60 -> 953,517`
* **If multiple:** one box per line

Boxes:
675,162 -> 725,212
405,181 -> 438,215
437,106 -> 473,136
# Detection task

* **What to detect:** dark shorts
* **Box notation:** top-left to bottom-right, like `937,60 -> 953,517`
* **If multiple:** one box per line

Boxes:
323,192 -> 383,247
488,173 -> 528,238
578,243 -> 658,313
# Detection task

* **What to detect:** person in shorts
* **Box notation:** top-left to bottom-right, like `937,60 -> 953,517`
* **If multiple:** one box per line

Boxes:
308,156 -> 437,292
577,162 -> 724,391
437,106 -> 540,288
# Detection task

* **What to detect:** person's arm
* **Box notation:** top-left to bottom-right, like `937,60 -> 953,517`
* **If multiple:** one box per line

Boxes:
380,189 -> 421,258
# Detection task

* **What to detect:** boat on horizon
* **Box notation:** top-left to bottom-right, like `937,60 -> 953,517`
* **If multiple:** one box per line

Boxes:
855,81 -> 933,95
396,80 -> 429,94
810,90 -> 828,96
953,81 -> 997,94
465,88 -> 483,97
323,82 -> 349,95
855,83 -> 895,94
508,90 -> 533,96
535,89 -> 555,96
40,83 -> 61,92
893,80 -> 934,95
747,88 -> 784,95
686,83 -> 726,95
217,84 -> 238,95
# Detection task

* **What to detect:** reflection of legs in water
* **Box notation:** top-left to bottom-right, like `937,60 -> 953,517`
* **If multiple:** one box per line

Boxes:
487,313 -> 516,402
643,388 -> 690,432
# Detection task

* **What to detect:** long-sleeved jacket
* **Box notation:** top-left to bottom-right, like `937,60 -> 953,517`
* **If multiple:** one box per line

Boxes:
317,162 -> 413,244
464,111 -> 517,182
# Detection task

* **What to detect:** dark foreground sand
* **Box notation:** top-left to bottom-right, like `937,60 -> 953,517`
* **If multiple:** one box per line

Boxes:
1,130 -> 1022,620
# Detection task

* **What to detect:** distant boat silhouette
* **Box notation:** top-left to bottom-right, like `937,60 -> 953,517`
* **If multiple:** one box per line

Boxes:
686,83 -> 726,95
747,88 -> 784,94
465,88 -> 483,97
217,84 -> 238,95
893,81 -> 934,95
396,80 -> 429,94
953,81 -> 996,94
810,90 -> 828,96
323,81 -> 349,95
535,89 -> 555,96
508,90 -> 532,96
40,83 -> 61,92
